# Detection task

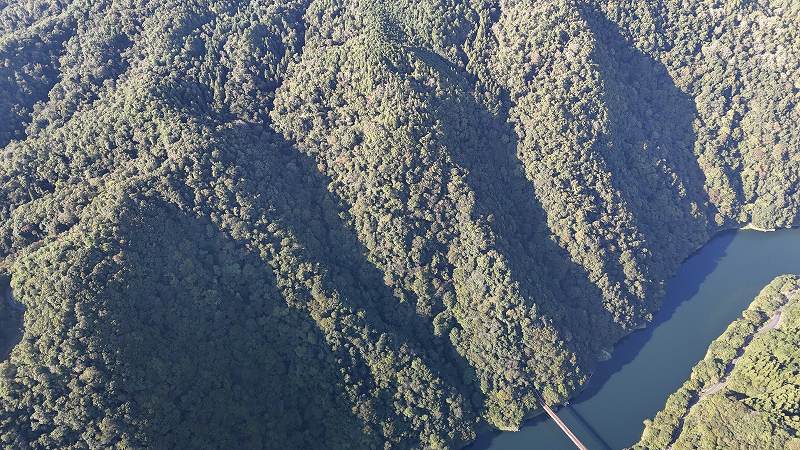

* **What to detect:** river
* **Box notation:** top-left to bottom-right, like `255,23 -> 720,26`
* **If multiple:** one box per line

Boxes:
470,228 -> 800,450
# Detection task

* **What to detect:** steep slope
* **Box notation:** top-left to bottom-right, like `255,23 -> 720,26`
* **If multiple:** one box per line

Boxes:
0,0 -> 798,448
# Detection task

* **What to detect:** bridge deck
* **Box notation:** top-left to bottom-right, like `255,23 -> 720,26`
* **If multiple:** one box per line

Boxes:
535,392 -> 589,450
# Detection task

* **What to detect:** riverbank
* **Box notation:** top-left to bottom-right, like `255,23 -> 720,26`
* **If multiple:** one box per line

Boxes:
467,224 -> 794,447
741,223 -> 778,232
634,275 -> 800,449
666,299 -> 790,448
470,226 -> 800,450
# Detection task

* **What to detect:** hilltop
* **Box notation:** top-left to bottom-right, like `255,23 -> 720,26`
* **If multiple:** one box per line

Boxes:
0,0 -> 798,448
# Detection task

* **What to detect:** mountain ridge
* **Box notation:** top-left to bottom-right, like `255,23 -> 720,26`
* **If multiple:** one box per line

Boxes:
0,0 -> 798,448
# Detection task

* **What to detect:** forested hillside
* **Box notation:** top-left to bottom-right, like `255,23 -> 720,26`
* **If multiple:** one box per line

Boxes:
634,275 -> 800,450
0,0 -> 797,448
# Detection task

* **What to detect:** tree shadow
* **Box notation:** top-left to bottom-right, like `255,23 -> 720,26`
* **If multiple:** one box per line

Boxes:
99,197 -> 375,449
0,18 -> 73,148
0,274 -> 23,362
212,122 -> 481,402
572,230 -> 734,402
581,6 -> 715,280
413,47 -> 625,371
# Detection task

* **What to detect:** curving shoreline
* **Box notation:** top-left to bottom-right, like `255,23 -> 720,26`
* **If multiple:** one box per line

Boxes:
470,225 -> 800,450
663,288 -> 796,449
635,275 -> 800,449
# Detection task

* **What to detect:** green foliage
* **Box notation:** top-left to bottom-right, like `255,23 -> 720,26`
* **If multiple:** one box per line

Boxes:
634,275 -> 800,450
1,195 -> 377,449
0,0 -> 797,448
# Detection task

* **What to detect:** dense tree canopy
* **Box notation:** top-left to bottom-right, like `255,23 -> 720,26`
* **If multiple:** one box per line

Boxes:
634,275 -> 800,450
0,0 -> 797,448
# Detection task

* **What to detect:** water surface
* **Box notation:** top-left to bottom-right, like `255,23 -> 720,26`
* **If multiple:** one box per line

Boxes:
471,228 -> 800,450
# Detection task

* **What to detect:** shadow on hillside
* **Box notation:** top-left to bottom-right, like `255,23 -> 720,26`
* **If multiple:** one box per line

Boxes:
0,275 -> 23,362
0,21 -> 72,149
468,231 -> 732,449
581,6 -> 714,279
574,230 -> 734,402
127,69 -> 483,443
99,197 -> 375,449
215,123 -> 482,405
413,47 -> 624,374
410,29 -> 731,445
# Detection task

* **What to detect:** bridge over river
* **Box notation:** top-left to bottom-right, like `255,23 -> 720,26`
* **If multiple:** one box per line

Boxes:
534,392 -> 589,450
472,228 -> 800,450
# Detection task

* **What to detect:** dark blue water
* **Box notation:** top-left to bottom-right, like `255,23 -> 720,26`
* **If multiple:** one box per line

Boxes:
471,228 -> 800,450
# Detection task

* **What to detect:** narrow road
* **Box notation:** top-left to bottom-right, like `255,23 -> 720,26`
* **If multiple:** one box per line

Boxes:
698,305 -> 785,398
760,308 -> 784,332
667,288 -> 798,448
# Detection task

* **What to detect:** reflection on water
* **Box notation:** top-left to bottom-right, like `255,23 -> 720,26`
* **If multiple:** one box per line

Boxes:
472,228 -> 800,450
